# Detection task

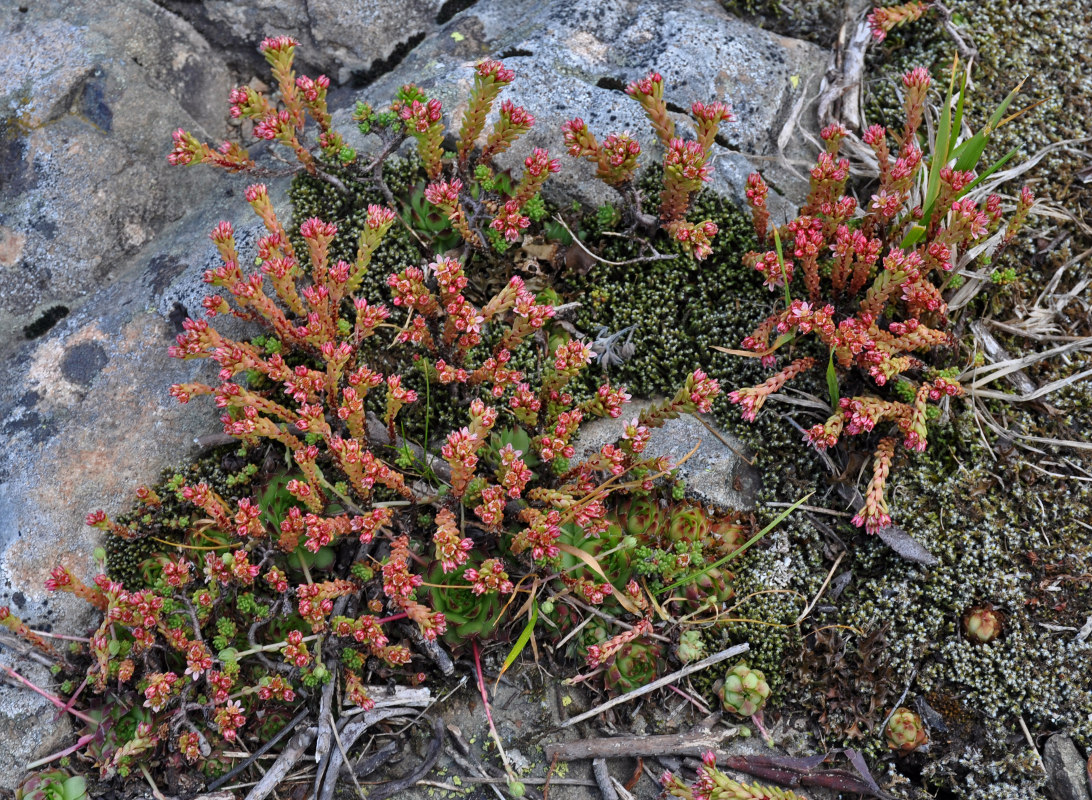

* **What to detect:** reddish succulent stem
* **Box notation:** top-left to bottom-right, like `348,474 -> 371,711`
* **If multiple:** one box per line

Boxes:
472,639 -> 517,782
57,674 -> 89,721
0,663 -> 97,726
25,732 -> 99,771
375,612 -> 409,625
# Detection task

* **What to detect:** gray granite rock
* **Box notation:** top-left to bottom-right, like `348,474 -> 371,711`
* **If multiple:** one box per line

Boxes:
0,660 -> 71,792
351,0 -> 827,221
155,0 -> 447,85
0,0 -> 233,357
0,179 -> 295,788
573,400 -> 761,511
1043,735 -> 1092,800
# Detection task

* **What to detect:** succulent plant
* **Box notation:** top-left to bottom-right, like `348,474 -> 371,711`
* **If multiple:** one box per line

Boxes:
709,516 -> 747,555
16,771 -> 87,800
676,629 -> 706,663
962,605 -> 1004,643
666,502 -> 713,545
559,522 -> 634,592
604,638 -> 666,694
885,707 -> 927,753
679,566 -> 735,614
614,496 -> 664,539
425,558 -> 502,646
717,661 -> 771,717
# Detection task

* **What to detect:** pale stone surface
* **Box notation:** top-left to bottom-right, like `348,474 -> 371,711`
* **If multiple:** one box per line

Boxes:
350,0 -> 827,222
573,401 -> 761,512
0,0 -> 233,356
155,0 -> 447,85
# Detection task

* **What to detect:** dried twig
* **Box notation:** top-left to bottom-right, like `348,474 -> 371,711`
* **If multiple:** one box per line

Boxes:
462,776 -> 598,787
561,596 -> 672,644
1017,716 -> 1047,774
341,685 -> 432,717
328,712 -> 367,799
558,643 -> 749,728
243,724 -> 317,800
315,676 -> 336,764
368,716 -> 444,800
316,708 -> 408,800
208,706 -> 311,792
795,551 -> 845,625
718,752 -> 893,798
551,215 -> 678,267
881,667 -> 919,731
545,728 -> 739,762
593,759 -> 619,800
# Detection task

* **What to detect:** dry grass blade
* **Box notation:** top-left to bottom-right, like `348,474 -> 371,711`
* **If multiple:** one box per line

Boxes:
960,338 -> 1092,388
973,398 -> 1092,452
968,366 -> 1092,402
558,642 -> 749,728
795,551 -> 846,626
997,246 -> 1092,339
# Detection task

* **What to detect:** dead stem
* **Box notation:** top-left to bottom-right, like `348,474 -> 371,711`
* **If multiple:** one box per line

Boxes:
558,642 -> 750,728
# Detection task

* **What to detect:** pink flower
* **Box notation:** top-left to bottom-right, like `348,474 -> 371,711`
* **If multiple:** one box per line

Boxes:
625,71 -> 663,98
477,59 -> 515,83
260,36 -> 298,54
491,199 -> 531,242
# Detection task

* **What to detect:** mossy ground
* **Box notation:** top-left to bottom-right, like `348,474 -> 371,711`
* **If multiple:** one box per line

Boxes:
698,2 -> 1092,796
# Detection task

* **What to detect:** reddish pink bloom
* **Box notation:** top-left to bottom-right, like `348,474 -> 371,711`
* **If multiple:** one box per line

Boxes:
433,508 -> 473,572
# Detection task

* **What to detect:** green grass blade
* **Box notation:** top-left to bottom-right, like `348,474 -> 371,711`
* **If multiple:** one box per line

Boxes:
951,68 -> 968,140
498,600 -> 538,680
900,223 -> 927,249
950,80 -> 1024,171
826,349 -> 840,408
950,130 -> 989,173
958,146 -> 1020,197
919,59 -> 958,236
915,58 -> 975,240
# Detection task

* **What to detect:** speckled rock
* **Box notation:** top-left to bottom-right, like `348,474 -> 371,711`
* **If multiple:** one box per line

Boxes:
1043,736 -> 1092,800
0,0 -> 232,356
0,165 -> 294,788
154,0 -> 448,85
344,0 -> 827,220
573,400 -> 761,511
0,661 -> 71,791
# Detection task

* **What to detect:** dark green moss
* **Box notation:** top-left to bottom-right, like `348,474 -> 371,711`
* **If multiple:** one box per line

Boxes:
106,445 -> 263,588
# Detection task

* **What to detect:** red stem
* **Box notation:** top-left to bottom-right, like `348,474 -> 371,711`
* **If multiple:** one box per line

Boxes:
25,732 -> 98,771
375,612 -> 408,625
472,639 -> 516,782
57,675 -> 89,721
0,663 -> 97,725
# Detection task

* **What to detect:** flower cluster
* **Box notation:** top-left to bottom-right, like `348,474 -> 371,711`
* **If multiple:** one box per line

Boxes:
171,45 -> 563,256
867,1 -> 930,42
730,66 -> 1034,533
562,73 -> 734,260
35,120 -> 724,772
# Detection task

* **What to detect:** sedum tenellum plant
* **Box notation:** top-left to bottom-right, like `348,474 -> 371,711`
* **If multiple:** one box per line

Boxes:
728,66 -> 1035,534
562,71 -> 734,259
22,40 -> 724,779
168,38 -> 734,261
